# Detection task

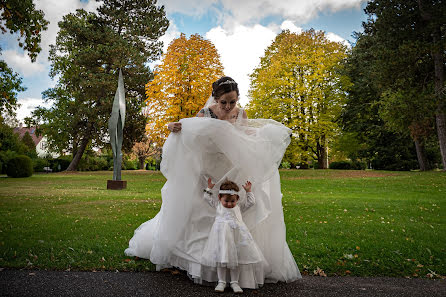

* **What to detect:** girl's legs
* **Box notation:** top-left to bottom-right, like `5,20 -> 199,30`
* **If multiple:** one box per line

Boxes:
230,267 -> 243,293
215,267 -> 227,292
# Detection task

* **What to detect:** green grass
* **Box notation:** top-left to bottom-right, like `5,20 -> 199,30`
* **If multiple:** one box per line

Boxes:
0,170 -> 444,278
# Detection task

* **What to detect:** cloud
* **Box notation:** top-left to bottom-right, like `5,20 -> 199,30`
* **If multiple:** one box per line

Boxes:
280,20 -> 303,34
35,0 -> 101,60
206,20 -> 348,106
206,24 -> 277,106
159,0 -> 218,17
326,32 -> 351,47
1,50 -> 45,77
16,97 -> 52,122
1,1 -> 101,78
160,0 -> 366,27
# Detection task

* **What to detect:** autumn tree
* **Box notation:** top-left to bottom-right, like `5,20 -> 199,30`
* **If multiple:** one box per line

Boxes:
145,33 -> 224,145
132,133 -> 161,169
246,29 -> 349,168
30,0 -> 169,171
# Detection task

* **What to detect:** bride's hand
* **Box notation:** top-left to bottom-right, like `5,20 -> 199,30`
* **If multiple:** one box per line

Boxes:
207,177 -> 215,189
168,122 -> 182,132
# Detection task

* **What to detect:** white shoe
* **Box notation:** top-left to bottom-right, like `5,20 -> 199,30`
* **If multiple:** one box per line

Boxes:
215,281 -> 226,292
230,282 -> 243,294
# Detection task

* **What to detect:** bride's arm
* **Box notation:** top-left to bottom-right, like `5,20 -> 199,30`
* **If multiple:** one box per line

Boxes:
167,122 -> 182,132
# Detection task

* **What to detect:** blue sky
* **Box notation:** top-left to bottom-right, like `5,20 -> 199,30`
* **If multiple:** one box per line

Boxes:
1,0 -> 369,122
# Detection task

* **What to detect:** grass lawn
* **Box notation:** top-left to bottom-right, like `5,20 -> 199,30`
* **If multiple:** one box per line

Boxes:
0,170 -> 444,278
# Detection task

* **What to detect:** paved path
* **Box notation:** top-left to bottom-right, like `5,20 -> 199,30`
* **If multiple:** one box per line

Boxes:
1,269 -> 445,297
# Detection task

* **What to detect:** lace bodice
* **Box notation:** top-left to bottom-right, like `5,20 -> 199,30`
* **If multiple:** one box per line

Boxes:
198,107 -> 246,125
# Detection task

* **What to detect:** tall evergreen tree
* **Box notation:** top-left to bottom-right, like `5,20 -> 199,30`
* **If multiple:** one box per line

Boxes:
359,0 -> 445,170
31,0 -> 169,171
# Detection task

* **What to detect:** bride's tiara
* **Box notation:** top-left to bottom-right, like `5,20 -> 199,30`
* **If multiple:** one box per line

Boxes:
219,189 -> 239,195
218,80 -> 236,87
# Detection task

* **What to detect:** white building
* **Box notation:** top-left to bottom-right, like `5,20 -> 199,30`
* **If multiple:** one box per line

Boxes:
13,126 -> 59,158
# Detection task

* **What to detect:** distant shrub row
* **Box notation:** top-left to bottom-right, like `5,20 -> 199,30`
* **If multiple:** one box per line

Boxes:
329,160 -> 367,170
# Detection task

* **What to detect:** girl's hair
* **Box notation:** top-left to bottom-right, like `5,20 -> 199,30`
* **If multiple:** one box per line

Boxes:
212,76 -> 240,100
220,180 -> 240,192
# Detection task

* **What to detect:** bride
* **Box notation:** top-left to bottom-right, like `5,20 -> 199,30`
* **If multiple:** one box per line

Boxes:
125,76 -> 301,288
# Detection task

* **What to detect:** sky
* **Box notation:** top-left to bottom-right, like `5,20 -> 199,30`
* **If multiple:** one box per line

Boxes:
1,0 -> 369,122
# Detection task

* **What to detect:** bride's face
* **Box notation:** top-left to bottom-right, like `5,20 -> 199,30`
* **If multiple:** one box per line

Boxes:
217,91 -> 238,113
219,194 -> 238,208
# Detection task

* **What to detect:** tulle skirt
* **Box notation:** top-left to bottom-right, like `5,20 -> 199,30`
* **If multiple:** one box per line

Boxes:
125,117 -> 301,288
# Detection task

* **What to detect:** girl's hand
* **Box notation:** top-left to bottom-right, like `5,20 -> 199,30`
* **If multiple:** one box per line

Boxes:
167,122 -> 182,133
242,181 -> 252,192
207,177 -> 215,189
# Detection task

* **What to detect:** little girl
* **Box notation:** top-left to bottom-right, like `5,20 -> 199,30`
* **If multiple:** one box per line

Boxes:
202,178 -> 266,293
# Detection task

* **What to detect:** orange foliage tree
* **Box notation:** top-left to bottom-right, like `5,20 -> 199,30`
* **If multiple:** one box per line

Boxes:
145,33 -> 224,146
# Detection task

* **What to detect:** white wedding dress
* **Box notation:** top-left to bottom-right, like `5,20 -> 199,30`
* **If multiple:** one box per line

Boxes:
125,108 -> 301,288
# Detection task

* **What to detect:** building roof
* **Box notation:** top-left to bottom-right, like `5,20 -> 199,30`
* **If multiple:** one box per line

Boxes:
13,126 -> 44,146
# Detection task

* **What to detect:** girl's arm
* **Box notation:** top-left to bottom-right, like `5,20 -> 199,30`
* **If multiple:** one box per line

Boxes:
240,191 -> 255,212
240,181 -> 255,212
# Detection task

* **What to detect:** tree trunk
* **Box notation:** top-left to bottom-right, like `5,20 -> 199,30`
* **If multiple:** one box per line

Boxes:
316,137 -> 328,169
418,0 -> 446,170
138,157 -> 145,170
414,138 -> 429,171
66,135 -> 90,171
432,28 -> 446,170
436,111 -> 446,170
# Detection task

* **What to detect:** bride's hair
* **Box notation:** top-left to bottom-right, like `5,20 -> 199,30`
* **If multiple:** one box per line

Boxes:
212,76 -> 240,100
220,180 -> 240,192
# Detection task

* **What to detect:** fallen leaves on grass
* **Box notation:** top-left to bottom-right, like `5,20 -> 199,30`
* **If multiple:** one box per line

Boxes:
313,267 -> 327,277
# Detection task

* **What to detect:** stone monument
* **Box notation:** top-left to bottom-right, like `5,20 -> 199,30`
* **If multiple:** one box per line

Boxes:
107,69 -> 127,190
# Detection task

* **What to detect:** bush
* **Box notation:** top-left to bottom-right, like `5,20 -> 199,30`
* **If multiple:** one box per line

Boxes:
0,150 -> 18,174
123,159 -> 138,170
33,158 -> 50,172
6,155 -> 33,177
352,160 -> 367,170
280,161 -> 291,169
78,156 -> 109,171
329,160 -> 366,170
50,157 -> 71,172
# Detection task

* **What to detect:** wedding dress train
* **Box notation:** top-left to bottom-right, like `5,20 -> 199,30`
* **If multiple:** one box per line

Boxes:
125,116 -> 301,288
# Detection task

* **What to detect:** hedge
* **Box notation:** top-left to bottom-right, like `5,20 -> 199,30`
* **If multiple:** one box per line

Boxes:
6,155 -> 33,178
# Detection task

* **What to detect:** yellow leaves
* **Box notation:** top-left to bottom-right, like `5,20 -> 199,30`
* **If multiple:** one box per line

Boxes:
247,29 -> 348,164
145,34 -> 224,146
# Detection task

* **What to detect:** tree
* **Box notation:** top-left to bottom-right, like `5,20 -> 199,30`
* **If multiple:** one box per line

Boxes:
0,49 -> 25,117
246,29 -> 349,168
353,0 -> 445,170
340,33 -> 421,171
0,0 -> 49,61
30,0 -> 169,171
21,131 -> 36,156
145,33 -> 224,146
132,133 -> 161,169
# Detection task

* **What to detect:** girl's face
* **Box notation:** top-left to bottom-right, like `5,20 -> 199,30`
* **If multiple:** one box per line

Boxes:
216,91 -> 238,113
219,194 -> 238,208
